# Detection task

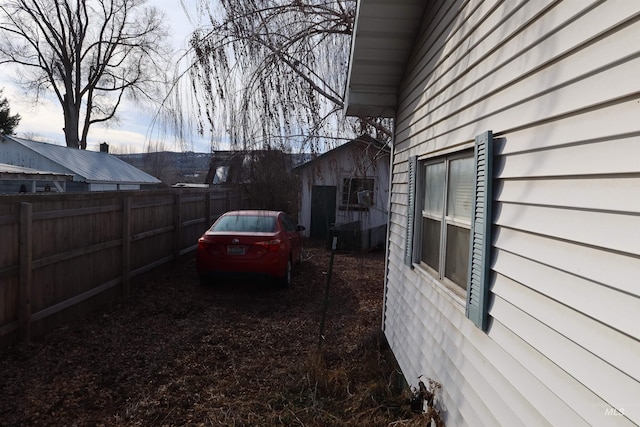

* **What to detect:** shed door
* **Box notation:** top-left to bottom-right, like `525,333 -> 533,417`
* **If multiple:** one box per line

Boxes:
310,185 -> 336,239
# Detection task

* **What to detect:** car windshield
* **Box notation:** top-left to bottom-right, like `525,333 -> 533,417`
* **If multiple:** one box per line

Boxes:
212,215 -> 276,233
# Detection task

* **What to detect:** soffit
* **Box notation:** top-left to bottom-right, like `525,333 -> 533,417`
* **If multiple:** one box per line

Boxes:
345,0 -> 427,118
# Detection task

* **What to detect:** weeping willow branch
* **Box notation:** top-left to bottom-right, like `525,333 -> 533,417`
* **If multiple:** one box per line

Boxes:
167,0 -> 392,154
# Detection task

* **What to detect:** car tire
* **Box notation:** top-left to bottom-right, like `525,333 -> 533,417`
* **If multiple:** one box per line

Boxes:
199,274 -> 210,286
279,259 -> 292,288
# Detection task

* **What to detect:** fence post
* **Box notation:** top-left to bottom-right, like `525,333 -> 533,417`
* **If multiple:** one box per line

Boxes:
122,197 -> 131,296
19,202 -> 32,343
174,192 -> 182,260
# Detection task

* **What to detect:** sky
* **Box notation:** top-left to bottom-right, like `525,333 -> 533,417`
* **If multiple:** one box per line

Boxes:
0,0 -> 212,154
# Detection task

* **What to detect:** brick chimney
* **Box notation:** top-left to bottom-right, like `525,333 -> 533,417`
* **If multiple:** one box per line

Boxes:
99,142 -> 109,153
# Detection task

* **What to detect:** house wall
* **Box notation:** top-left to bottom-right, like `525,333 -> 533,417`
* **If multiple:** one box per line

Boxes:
88,183 -> 141,191
117,184 -> 141,191
298,142 -> 390,247
386,1 -> 640,426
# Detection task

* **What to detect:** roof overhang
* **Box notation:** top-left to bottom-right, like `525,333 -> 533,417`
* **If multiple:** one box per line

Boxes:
0,163 -> 73,181
344,0 -> 427,118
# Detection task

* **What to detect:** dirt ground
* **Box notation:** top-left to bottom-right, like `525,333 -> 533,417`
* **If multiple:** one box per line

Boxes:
0,242 -> 434,426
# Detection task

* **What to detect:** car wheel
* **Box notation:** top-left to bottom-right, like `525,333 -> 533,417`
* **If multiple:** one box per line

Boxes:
280,259 -> 292,288
199,274 -> 210,286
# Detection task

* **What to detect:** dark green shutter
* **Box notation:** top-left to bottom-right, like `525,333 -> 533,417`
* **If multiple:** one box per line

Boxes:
466,131 -> 494,330
405,156 -> 418,266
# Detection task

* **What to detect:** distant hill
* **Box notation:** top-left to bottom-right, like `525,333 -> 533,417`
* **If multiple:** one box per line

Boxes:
116,151 -> 312,187
116,152 -> 211,186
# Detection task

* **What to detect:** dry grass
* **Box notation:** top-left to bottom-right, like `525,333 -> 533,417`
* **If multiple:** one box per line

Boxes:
0,242 -> 439,426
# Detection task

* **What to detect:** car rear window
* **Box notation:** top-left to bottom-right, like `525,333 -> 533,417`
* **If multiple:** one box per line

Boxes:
212,215 -> 276,232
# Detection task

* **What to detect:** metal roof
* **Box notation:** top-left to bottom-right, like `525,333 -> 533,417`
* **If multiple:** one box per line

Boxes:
5,136 -> 161,184
0,162 -> 73,181
344,0 -> 427,118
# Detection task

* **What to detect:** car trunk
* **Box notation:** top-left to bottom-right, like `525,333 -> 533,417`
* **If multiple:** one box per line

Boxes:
199,231 -> 283,261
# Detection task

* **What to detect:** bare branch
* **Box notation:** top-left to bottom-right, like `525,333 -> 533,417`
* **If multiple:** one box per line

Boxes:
168,0 -> 390,153
0,0 -> 171,149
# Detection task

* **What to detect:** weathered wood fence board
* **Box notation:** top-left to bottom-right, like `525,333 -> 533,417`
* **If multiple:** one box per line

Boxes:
0,188 -> 243,348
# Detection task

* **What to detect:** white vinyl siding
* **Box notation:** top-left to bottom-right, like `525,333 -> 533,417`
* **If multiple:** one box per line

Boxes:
381,0 -> 640,426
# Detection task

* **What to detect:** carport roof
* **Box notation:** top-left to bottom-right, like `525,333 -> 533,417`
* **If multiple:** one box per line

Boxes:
0,162 -> 73,181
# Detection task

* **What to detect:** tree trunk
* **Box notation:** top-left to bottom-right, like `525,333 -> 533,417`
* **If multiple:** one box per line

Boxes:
62,94 -> 81,149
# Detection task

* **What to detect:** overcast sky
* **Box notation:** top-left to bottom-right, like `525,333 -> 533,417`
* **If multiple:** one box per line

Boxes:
1,0 -> 212,154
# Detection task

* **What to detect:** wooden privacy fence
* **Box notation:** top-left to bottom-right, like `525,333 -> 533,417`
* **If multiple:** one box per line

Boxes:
0,188 -> 244,348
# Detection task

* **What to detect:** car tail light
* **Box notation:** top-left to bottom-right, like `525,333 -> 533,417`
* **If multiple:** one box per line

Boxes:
198,238 -> 216,251
255,239 -> 282,252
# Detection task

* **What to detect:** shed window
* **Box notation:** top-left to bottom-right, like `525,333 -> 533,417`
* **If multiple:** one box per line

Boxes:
341,178 -> 374,206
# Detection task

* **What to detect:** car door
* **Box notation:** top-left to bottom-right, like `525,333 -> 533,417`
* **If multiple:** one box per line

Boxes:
280,213 -> 302,261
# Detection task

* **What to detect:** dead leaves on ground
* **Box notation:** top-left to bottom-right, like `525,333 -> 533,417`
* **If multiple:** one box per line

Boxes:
0,244 -> 430,426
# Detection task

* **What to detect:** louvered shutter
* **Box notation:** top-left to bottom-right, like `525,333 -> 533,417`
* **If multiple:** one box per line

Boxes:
405,156 -> 417,266
466,131 -> 494,330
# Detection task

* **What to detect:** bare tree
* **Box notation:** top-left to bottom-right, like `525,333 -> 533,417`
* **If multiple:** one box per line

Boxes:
0,0 -> 170,149
181,0 -> 391,153
238,147 -> 300,216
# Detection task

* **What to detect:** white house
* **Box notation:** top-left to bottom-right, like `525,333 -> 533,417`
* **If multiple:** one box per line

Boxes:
345,1 -> 640,426
295,134 -> 390,251
0,136 -> 160,191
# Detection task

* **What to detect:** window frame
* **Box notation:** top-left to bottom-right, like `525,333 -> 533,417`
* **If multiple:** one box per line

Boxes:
417,151 -> 473,293
340,177 -> 375,209
405,131 -> 494,331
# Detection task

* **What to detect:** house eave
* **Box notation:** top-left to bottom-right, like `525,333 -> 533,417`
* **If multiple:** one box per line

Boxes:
344,0 -> 427,118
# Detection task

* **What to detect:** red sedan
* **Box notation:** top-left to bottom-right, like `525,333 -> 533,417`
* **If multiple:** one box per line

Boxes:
196,210 -> 305,286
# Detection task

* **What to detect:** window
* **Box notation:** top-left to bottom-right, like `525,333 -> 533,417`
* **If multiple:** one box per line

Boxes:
212,215 -> 276,232
341,178 -> 374,206
420,155 -> 473,289
405,131 -> 494,331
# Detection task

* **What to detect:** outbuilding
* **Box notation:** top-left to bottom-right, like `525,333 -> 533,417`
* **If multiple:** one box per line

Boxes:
295,134 -> 390,251
0,136 -> 160,191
